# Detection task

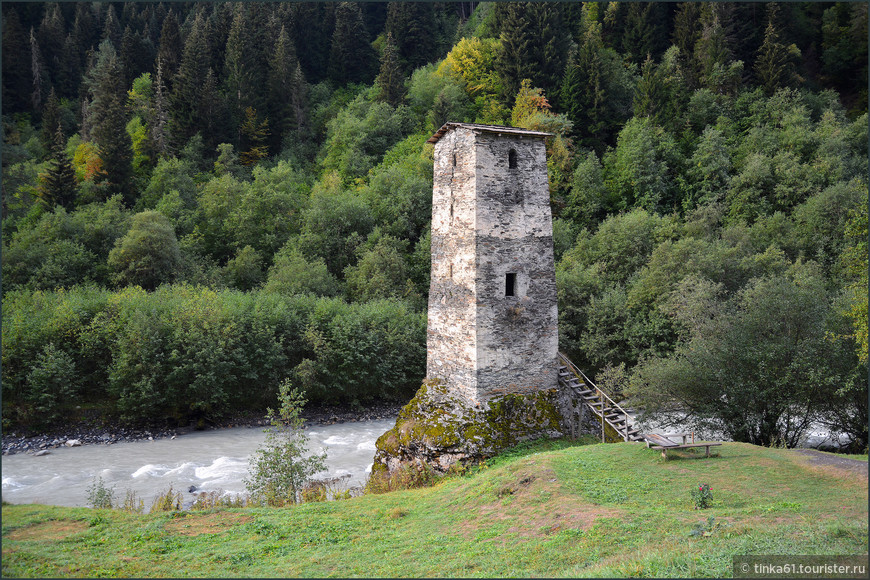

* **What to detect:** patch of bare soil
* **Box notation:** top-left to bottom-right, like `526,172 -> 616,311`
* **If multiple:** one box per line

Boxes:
792,449 -> 868,480
5,520 -> 88,542
164,512 -> 253,537
457,463 -> 621,542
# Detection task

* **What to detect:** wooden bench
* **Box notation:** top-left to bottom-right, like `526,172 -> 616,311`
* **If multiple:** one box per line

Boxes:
643,433 -> 722,459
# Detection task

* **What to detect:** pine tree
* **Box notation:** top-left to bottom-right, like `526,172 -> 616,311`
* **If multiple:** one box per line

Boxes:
199,68 -> 226,152
754,3 -> 802,95
695,3 -> 742,95
86,39 -> 134,204
39,123 -> 78,209
375,31 -> 404,107
328,2 -> 375,85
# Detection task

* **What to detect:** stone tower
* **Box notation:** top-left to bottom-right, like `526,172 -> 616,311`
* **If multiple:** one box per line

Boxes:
425,123 -> 559,405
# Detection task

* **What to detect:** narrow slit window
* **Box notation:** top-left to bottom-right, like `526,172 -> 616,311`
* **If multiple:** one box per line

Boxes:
505,273 -> 516,297
449,264 -> 453,278
452,152 -> 457,166
508,148 -> 517,169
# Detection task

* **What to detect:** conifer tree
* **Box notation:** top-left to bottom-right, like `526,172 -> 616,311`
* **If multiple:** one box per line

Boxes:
267,24 -> 299,152
622,2 -> 671,65
87,40 -> 134,204
156,10 -> 181,91
41,87 -> 62,153
172,10 -> 210,148
30,27 -> 46,116
37,3 -> 65,90
2,8 -> 31,112
152,58 -> 171,159
754,3 -> 802,95
385,1 -> 436,74
102,4 -> 122,49
494,2 -> 568,103
39,123 -> 78,209
671,2 -> 703,89
375,31 -> 404,107
239,107 -> 270,167
328,2 -> 375,85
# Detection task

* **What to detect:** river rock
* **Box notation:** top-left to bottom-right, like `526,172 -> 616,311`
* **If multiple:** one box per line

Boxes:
34,450 -> 50,456
65,439 -> 82,447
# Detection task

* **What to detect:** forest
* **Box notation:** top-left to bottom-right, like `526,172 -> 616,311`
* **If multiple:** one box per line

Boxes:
2,2 -> 867,450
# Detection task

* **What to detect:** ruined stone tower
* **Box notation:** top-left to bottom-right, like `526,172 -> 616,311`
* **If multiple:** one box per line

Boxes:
425,123 -> 559,405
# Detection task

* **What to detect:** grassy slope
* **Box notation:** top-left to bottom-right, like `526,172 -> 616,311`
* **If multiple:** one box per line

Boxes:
2,441 -> 867,578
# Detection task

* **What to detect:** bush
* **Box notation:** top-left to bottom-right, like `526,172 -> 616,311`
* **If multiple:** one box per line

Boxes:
25,343 -> 78,423
86,477 -> 115,509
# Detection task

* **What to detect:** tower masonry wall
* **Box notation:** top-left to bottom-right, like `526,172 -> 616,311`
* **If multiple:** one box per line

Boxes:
426,125 -> 558,406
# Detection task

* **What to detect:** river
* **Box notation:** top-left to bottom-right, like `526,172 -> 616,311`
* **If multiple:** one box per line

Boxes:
1,418 -> 396,509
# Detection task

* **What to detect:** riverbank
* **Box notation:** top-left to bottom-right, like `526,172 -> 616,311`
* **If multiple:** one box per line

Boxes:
1,401 -> 403,456
3,441 -> 867,577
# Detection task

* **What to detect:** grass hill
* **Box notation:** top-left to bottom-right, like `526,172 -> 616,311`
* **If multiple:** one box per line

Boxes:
2,440 -> 867,577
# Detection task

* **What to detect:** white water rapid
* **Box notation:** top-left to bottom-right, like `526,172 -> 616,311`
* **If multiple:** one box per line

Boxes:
1,418 -> 396,509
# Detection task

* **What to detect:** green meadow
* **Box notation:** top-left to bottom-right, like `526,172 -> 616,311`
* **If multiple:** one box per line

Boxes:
3,440 -> 866,577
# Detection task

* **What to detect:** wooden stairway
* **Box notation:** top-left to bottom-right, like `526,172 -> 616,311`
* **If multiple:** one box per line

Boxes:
558,352 -> 644,443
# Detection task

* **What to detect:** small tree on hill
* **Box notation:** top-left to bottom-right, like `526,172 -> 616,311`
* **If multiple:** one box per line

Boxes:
245,380 -> 327,506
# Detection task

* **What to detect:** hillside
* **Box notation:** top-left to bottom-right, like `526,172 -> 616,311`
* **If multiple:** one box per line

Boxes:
2,2 -> 867,449
2,440 -> 867,577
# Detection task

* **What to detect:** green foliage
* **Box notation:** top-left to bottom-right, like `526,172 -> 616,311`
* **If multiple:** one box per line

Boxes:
691,484 -> 714,510
264,244 -> 339,297
24,343 -> 79,424
222,245 -> 264,291
628,263 -> 859,447
245,380 -> 327,506
107,211 -> 181,290
319,94 -> 415,182
85,477 -> 115,510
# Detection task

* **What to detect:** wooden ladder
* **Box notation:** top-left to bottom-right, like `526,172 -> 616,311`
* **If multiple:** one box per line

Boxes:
558,352 -> 644,443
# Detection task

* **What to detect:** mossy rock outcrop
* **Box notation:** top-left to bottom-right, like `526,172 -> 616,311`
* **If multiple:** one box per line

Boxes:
373,380 -> 571,475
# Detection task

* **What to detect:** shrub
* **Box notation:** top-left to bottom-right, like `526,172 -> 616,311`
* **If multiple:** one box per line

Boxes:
86,477 -> 115,509
245,380 -> 327,506
150,485 -> 183,512
25,343 -> 79,423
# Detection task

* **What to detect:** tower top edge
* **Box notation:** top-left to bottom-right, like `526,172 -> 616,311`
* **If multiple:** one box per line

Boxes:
427,122 -> 553,144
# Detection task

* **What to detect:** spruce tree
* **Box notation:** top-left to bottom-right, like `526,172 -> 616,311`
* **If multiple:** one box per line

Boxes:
267,25 -> 298,152
754,3 -> 802,95
87,40 -> 134,204
156,10 -> 181,91
172,10 -> 210,148
102,4 -> 123,49
385,1 -> 436,74
672,2 -> 703,89
41,87 -> 62,154
30,27 -> 46,116
152,58 -> 171,158
375,31 -> 404,107
39,123 -> 78,209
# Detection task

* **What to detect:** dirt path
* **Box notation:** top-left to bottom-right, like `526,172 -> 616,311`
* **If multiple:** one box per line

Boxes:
792,449 -> 868,479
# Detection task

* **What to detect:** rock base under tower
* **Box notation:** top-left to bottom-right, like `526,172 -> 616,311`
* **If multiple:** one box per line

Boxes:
372,379 -> 593,476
